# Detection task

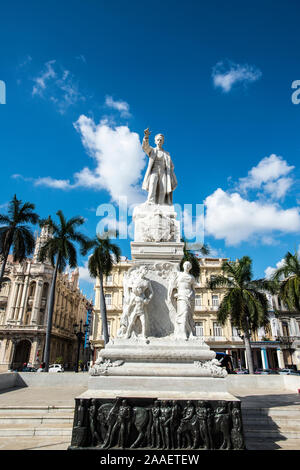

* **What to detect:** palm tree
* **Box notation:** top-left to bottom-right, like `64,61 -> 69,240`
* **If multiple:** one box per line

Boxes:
38,211 -> 90,372
209,256 -> 274,374
271,251 -> 300,313
0,195 -> 39,289
180,238 -> 210,279
82,234 -> 121,345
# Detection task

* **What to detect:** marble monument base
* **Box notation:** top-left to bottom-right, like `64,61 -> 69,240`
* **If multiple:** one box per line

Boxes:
69,339 -> 245,451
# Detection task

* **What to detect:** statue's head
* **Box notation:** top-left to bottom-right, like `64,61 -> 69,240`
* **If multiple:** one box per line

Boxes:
155,133 -> 164,148
183,261 -> 192,273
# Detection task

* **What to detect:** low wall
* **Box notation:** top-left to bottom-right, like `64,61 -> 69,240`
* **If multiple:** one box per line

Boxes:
0,372 -> 23,391
17,372 -> 89,388
2,372 -> 300,394
227,374 -> 300,394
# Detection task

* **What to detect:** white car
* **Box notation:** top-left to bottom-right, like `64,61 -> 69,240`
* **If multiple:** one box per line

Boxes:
49,364 -> 64,373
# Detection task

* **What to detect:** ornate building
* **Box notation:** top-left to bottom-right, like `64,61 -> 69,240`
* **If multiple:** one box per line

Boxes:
90,257 -> 300,371
0,226 -> 93,372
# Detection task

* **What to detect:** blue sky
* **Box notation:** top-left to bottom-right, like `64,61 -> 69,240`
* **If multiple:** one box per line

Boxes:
0,0 -> 300,300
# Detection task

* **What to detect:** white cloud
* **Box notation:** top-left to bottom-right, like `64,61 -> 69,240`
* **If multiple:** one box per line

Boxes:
212,60 -> 262,93
265,245 -> 300,279
34,177 -> 72,190
32,60 -> 57,96
11,117 -> 146,205
32,60 -> 85,113
105,95 -> 131,117
205,188 -> 300,246
78,259 -> 94,285
238,154 -> 295,199
73,116 -> 145,204
264,259 -> 286,279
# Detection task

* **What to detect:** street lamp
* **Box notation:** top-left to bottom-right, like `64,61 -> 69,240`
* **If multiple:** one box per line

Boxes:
73,319 -> 89,373
236,326 -> 252,340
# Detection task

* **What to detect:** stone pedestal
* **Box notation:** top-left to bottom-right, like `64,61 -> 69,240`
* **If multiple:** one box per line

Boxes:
69,133 -> 245,451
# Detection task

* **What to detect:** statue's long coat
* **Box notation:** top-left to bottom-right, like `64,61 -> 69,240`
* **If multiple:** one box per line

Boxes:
142,147 -> 177,204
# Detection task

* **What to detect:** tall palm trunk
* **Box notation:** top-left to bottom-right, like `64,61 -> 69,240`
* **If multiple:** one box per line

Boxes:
242,316 -> 254,374
99,271 -> 109,345
0,251 -> 9,290
43,255 -> 59,372
0,233 -> 12,290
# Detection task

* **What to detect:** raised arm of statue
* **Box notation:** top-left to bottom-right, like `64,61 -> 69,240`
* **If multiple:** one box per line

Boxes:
142,128 -> 153,157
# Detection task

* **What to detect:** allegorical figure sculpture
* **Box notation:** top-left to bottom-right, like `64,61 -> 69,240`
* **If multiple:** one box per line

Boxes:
142,128 -> 177,205
168,261 -> 196,340
118,266 -> 153,339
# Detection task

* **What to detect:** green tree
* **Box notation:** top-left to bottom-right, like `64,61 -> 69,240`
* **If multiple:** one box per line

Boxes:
38,211 -> 90,372
0,195 -> 39,290
180,239 -> 210,279
209,256 -> 274,374
271,251 -> 300,313
82,234 -> 121,345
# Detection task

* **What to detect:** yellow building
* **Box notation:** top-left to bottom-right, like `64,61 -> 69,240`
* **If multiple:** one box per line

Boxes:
0,227 -> 92,372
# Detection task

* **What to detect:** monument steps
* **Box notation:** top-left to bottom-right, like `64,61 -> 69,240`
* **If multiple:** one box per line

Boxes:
0,405 -> 74,437
242,405 -> 300,444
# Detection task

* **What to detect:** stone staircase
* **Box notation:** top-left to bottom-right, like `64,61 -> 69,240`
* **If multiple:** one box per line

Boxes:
242,403 -> 300,450
0,402 -> 300,450
0,405 -> 74,438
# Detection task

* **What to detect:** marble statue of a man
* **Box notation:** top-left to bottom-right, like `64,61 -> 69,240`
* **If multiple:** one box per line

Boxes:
142,128 -> 177,205
168,261 -> 196,340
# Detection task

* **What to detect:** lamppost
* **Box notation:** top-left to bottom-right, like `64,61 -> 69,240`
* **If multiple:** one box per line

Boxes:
73,319 -> 89,373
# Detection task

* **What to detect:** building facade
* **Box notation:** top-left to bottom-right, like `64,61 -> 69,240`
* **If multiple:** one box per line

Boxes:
90,257 -> 300,371
0,227 -> 93,372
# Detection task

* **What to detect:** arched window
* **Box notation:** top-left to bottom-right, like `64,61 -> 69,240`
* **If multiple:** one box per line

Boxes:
0,277 -> 11,297
42,283 -> 49,298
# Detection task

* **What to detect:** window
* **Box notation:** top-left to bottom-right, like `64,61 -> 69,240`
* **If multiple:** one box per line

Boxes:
282,321 -> 289,336
105,294 -> 112,305
195,295 -> 202,306
213,322 -> 223,337
195,322 -> 204,336
232,327 -> 239,337
106,275 -> 113,284
212,295 -> 219,306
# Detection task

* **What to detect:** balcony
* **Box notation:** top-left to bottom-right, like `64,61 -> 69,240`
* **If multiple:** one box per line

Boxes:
196,335 -> 228,343
194,305 -> 206,311
275,336 -> 300,348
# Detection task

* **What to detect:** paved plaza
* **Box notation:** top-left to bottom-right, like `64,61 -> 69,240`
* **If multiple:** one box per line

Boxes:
0,383 -> 299,450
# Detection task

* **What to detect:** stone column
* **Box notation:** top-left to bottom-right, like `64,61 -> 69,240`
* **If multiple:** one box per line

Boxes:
14,281 -> 25,321
261,348 -> 268,370
277,348 -> 285,369
17,266 -> 31,324
8,339 -> 17,370
243,349 -> 248,369
30,280 -> 44,324
8,281 -> 20,320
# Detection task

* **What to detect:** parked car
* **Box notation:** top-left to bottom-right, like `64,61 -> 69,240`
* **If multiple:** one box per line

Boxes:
255,369 -> 279,375
235,368 -> 249,374
278,368 -> 300,375
49,364 -> 64,373
21,366 -> 37,372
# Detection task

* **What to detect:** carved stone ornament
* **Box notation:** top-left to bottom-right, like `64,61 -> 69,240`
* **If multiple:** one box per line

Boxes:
69,397 -> 245,450
194,359 -> 228,378
89,359 -> 124,376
